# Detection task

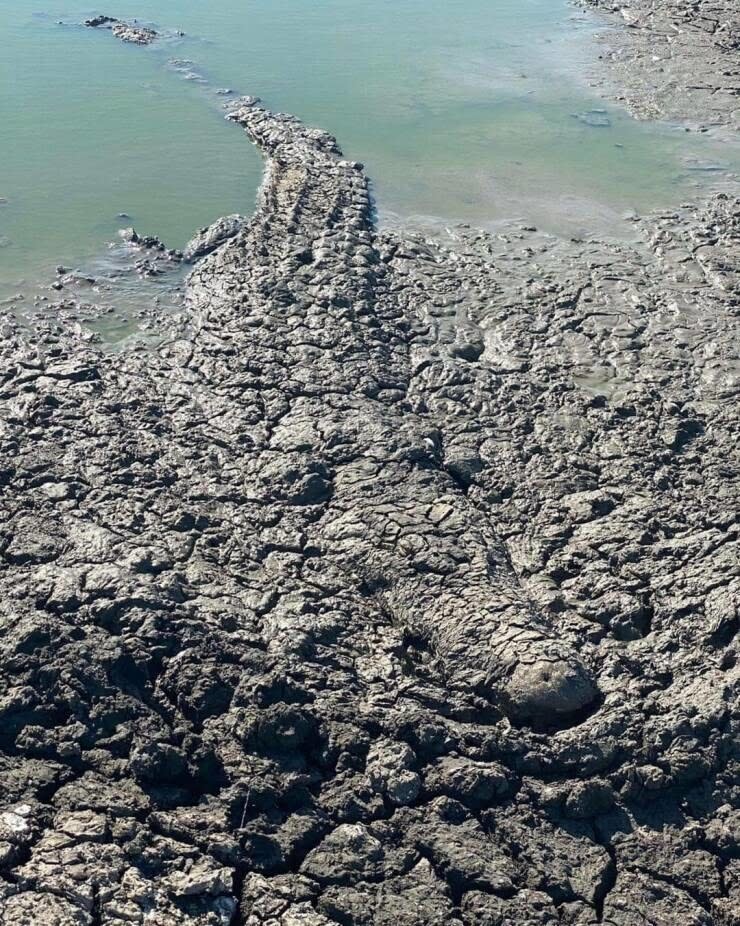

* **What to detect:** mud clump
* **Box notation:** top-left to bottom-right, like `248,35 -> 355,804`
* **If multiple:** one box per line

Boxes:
84,15 -> 118,28
84,15 -> 158,45
184,215 -> 247,264
0,56 -> 738,926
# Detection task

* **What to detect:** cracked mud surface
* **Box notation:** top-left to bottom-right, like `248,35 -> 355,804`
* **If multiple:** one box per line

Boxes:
582,0 -> 740,130
1,20 -> 739,926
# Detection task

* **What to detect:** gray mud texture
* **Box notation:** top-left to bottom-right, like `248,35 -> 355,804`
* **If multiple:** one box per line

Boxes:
0,92 -> 738,926
582,0 -> 740,130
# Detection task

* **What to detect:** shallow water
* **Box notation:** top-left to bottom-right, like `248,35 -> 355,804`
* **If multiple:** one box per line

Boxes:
1,0 -> 738,300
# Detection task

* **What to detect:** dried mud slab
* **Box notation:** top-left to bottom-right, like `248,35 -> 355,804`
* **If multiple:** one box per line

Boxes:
0,92 -> 737,925
583,0 -> 740,130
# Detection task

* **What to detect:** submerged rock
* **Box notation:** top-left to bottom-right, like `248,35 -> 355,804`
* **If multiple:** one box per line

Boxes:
118,225 -> 181,258
84,14 -> 118,28
85,14 -> 158,45
573,108 -> 611,127
168,58 -> 208,83
111,21 -> 157,45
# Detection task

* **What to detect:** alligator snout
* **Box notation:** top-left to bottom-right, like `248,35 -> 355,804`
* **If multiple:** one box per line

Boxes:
501,643 -> 599,728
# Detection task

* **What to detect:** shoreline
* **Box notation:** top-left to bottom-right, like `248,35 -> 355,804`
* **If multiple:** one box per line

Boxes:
0,8 -> 738,926
580,0 -> 740,131
3,0 -> 739,308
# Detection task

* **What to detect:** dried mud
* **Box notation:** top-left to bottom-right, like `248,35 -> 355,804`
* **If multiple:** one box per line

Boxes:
0,9 -> 738,926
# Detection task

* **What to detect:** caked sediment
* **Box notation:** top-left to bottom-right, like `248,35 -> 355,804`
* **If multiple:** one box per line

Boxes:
0,28 -> 738,926
582,0 -> 740,130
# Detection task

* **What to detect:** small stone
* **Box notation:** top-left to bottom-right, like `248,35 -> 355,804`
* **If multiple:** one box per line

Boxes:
366,740 -> 421,807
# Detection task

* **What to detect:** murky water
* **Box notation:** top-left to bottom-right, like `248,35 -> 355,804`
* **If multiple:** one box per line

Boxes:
1,0 -> 737,302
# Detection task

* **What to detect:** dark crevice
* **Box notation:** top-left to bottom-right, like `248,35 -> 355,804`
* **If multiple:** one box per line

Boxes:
230,862 -> 248,926
91,882 -> 102,926
594,842 -> 618,922
442,463 -> 473,497
708,613 -> 739,650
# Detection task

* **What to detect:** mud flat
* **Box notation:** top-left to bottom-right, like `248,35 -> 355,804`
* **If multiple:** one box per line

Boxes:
0,12 -> 738,926
582,0 -> 740,130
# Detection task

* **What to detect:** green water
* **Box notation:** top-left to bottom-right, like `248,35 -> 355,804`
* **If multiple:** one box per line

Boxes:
1,1 -> 737,297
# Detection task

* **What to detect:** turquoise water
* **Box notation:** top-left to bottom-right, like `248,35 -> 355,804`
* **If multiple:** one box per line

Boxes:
1,1 -> 737,297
